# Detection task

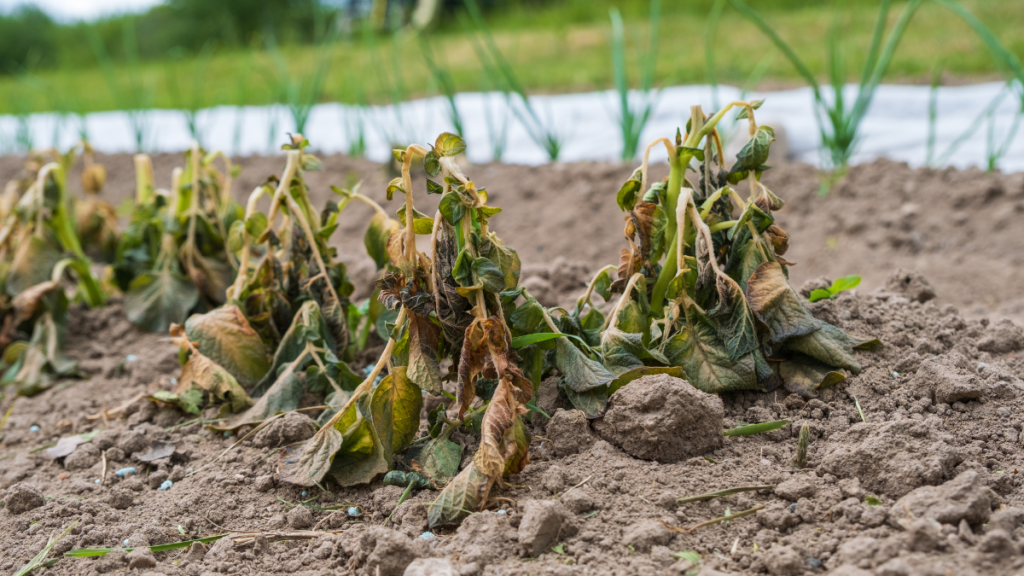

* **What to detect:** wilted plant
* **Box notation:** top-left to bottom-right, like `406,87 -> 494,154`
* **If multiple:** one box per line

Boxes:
73,143 -> 120,262
0,149 -> 106,395
152,134 -> 366,419
114,143 -> 241,333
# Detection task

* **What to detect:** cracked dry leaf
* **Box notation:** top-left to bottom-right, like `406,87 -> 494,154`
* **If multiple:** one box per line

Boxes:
173,347 -> 252,414
745,262 -> 821,347
184,305 -> 271,389
474,376 -> 521,479
407,311 -> 442,395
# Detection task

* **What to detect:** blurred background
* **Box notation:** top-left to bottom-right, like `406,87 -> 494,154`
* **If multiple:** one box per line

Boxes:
0,0 -> 1020,168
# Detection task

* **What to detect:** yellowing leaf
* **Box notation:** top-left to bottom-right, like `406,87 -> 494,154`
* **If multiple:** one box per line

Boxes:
745,262 -> 821,347
185,306 -> 271,388
173,349 -> 252,413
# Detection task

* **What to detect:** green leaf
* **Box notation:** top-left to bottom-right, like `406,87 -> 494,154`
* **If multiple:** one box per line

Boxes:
184,306 -> 271,388
452,250 -> 473,288
681,146 -> 705,161
245,212 -> 268,239
511,332 -> 591,350
125,267 -> 199,333
251,301 -> 332,397
227,219 -> 245,253
745,262 -> 821,347
426,179 -> 444,195
615,169 -> 642,212
809,275 -> 862,302
424,150 -> 441,177
735,99 -> 764,120
365,212 -> 400,270
731,125 -> 775,176
386,177 -> 405,201
438,191 -> 466,225
779,322 -> 861,374
555,337 -> 614,394
396,203 -> 436,235
392,149 -> 406,164
427,461 -> 492,527
435,132 -> 467,157
808,289 -> 832,303
422,434 -> 462,485
666,302 -> 759,393
723,419 -> 788,437
472,257 -> 505,293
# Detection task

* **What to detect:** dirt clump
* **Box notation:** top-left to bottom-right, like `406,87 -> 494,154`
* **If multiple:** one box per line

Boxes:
253,411 -> 317,448
544,408 -> 596,457
889,470 -> 997,527
885,268 -> 937,303
2,482 -> 45,514
592,373 -> 724,462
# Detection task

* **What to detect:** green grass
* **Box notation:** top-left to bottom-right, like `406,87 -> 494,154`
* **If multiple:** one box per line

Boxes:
0,0 -> 1020,115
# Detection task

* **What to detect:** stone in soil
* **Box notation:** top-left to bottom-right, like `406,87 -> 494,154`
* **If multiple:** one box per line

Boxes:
764,544 -> 804,576
517,499 -> 577,556
404,558 -> 457,576
621,519 -> 673,552
774,474 -> 817,501
253,411 -> 317,448
976,318 -> 1024,354
63,442 -> 100,470
889,470 -> 997,527
592,374 -> 723,462
3,482 -> 45,514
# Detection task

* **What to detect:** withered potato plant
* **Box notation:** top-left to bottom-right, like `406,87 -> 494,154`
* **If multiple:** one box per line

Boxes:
115,145 -> 243,333
152,135 -> 370,420
0,147 -> 107,396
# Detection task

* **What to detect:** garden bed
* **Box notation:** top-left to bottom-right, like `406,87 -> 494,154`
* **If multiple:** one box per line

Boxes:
1,153 -> 1023,576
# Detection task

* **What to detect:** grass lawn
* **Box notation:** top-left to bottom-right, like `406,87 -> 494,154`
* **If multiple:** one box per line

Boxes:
0,0 -> 1020,115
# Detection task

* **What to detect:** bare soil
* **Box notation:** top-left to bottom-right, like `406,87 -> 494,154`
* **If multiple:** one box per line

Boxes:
1,153 -> 1024,576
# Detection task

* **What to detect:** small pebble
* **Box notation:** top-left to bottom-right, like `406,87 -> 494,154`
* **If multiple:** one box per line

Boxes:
126,354 -> 138,362
420,532 -> 435,540
159,480 -> 173,491
892,372 -> 900,378
123,539 -> 129,547
29,425 -> 39,433
94,479 -> 101,484
760,459 -> 771,466
347,507 -> 360,517
978,362 -> 989,372
497,509 -> 507,515
788,503 -> 798,513
807,557 -> 824,569
116,467 -> 137,477
223,432 -> 230,437
301,491 -> 307,497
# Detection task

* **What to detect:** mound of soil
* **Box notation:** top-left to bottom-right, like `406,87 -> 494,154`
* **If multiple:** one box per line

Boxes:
1,154 -> 1024,576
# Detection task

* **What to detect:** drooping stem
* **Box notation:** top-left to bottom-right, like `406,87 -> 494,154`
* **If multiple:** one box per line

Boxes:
226,186 -> 268,301
261,150 -> 300,240
578,264 -> 617,312
133,154 -> 154,204
281,183 -> 342,308
321,307 -> 408,431
401,144 -> 429,258
607,272 -> 645,330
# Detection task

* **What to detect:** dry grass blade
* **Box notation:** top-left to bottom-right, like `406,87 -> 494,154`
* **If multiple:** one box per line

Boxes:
676,485 -> 775,504
14,520 -> 78,576
660,505 -> 765,534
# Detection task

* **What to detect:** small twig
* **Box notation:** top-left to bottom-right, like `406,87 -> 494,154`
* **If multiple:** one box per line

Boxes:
676,485 -> 775,504
87,392 -> 145,421
100,450 -> 107,485
660,505 -> 765,534
553,475 -> 593,501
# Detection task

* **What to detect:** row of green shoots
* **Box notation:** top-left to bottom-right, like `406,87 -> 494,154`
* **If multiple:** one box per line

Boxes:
0,101 -> 876,528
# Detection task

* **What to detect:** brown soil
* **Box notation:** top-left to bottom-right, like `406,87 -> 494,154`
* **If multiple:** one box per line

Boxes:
1,153 -> 1023,576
